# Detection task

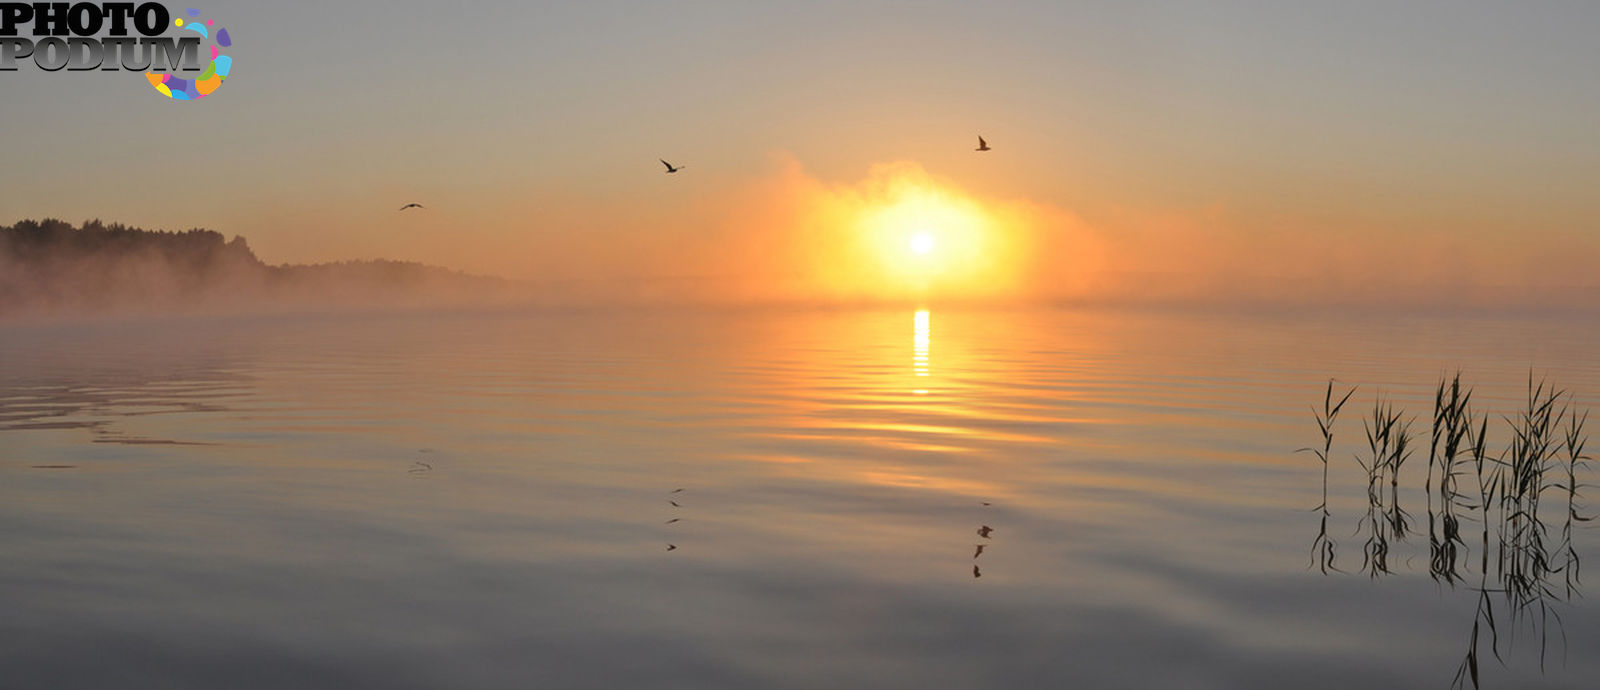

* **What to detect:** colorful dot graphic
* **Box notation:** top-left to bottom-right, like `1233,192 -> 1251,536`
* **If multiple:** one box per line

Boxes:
146,8 -> 233,101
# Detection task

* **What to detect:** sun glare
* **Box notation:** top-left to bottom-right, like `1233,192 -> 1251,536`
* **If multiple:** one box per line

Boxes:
853,173 -> 1004,298
787,163 -> 1036,302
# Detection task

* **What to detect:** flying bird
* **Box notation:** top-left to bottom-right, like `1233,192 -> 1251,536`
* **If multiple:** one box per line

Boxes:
974,544 -> 987,559
977,525 -> 994,538
975,136 -> 991,152
667,544 -> 678,551
973,565 -> 982,578
670,488 -> 685,494
665,518 -> 681,524
670,500 -> 680,507
660,159 -> 685,174
398,203 -> 425,211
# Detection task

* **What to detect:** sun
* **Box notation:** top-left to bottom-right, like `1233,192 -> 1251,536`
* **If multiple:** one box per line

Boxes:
823,163 -> 1030,300
854,180 -> 995,294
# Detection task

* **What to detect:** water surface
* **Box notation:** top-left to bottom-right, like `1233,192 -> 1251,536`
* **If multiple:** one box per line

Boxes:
3,307 -> 1598,688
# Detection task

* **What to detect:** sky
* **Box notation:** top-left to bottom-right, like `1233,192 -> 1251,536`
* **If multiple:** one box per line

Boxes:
2,0 -> 1598,306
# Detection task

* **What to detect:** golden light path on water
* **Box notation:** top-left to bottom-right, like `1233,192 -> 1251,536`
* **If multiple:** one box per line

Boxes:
913,309 -> 931,385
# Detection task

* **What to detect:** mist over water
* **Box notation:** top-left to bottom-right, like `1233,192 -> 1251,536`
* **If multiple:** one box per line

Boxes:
2,307 -> 1598,688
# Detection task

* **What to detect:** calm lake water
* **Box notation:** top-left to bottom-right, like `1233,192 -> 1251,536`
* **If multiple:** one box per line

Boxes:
2,307 -> 1598,689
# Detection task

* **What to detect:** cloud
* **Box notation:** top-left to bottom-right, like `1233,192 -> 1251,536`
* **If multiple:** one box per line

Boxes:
617,154 -> 1106,305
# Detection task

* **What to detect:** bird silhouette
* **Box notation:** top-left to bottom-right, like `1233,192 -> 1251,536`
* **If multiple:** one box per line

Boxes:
670,488 -> 685,494
667,544 -> 678,551
977,525 -> 994,538
669,500 -> 680,507
665,518 -> 681,524
973,565 -> 982,578
975,136 -> 991,152
660,159 -> 685,174
973,544 -> 987,559
398,203 -> 425,211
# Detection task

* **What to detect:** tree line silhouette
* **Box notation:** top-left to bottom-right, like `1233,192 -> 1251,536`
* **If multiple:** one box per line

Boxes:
1,218 -> 505,316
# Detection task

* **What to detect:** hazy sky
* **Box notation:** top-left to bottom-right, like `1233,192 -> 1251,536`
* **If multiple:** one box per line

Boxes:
2,1 -> 1597,304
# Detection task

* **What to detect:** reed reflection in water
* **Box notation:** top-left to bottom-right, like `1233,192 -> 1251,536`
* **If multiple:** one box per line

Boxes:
1305,374 -> 1595,689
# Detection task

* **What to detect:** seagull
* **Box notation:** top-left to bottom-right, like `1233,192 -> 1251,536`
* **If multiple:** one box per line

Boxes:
665,518 -> 681,524
660,159 -> 685,174
974,544 -> 987,559
670,500 -> 680,507
667,544 -> 678,551
977,525 -> 994,538
973,565 -> 982,578
975,136 -> 991,152
398,203 -> 425,211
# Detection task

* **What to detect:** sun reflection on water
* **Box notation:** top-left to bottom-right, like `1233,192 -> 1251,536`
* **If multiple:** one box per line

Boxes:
913,309 -> 931,382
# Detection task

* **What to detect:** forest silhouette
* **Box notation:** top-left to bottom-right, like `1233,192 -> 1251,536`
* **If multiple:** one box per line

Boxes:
0,219 -> 508,317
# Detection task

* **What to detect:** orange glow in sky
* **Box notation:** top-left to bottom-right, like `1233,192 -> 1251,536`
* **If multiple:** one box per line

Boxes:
856,174 -> 1007,297
680,158 -> 1068,305
3,2 -> 1597,311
